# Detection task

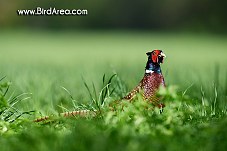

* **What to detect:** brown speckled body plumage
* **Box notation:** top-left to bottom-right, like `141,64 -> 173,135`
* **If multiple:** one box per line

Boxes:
123,73 -> 165,103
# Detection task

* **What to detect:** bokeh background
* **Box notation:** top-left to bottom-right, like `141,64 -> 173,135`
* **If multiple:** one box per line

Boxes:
0,0 -> 226,111
1,0 -> 227,31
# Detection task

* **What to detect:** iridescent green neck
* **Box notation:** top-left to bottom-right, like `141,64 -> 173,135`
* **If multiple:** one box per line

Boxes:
145,60 -> 161,74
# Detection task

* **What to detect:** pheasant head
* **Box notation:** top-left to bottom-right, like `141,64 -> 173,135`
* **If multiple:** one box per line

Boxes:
145,50 -> 166,74
146,50 -> 166,64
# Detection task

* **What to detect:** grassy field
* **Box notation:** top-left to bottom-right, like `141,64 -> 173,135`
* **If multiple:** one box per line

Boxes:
0,30 -> 227,151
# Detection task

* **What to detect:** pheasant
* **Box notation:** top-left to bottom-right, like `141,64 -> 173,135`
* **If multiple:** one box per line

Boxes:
123,50 -> 166,108
34,50 -> 166,122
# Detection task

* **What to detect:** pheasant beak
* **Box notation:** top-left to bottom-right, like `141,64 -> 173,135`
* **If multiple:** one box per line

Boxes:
160,52 -> 166,58
158,52 -> 166,64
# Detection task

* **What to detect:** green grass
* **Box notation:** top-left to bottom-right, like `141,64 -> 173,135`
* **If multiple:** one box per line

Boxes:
0,30 -> 227,151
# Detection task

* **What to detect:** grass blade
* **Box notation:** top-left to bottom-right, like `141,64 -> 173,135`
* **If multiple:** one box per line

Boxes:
3,84 -> 10,97
102,74 -> 106,86
102,74 -> 116,101
0,76 -> 6,82
92,82 -> 98,102
61,86 -> 74,101
82,77 -> 94,101
182,83 -> 194,97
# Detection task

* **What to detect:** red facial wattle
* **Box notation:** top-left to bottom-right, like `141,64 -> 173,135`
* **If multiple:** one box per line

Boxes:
152,53 -> 158,63
151,50 -> 166,64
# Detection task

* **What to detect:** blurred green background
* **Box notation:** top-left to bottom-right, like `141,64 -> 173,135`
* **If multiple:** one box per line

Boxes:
1,1 -> 227,151
0,1 -> 226,111
1,0 -> 227,32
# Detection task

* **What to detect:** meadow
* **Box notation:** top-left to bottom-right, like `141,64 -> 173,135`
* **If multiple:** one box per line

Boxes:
0,30 -> 227,151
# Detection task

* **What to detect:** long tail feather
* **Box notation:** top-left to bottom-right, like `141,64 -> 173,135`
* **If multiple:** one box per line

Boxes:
33,116 -> 51,122
33,109 -> 96,122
